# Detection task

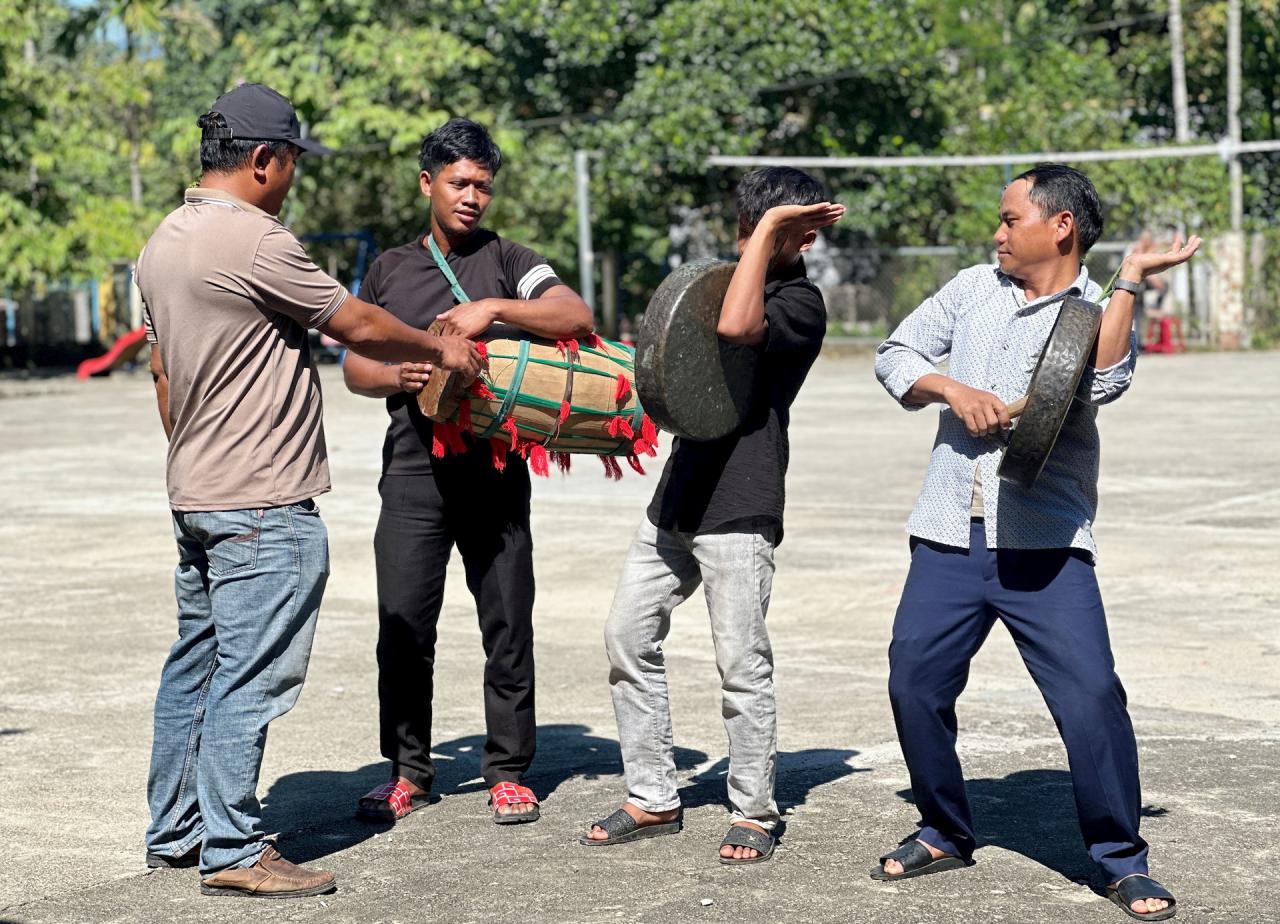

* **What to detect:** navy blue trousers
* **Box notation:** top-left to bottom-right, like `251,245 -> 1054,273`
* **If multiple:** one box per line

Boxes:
888,520 -> 1148,881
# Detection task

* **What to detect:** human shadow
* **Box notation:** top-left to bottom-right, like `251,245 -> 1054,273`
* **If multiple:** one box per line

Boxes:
895,768 -> 1170,883
261,761 -> 393,864
0,728 -> 29,737
260,723 -> 708,864
681,748 -> 867,825
430,723 -> 708,800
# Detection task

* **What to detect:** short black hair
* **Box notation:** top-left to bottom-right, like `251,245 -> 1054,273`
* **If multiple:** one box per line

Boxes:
735,166 -> 829,237
418,118 -> 503,177
197,111 -> 295,174
1012,164 -> 1104,255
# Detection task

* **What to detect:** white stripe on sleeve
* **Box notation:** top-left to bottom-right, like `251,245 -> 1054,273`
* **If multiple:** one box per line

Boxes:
516,264 -> 557,300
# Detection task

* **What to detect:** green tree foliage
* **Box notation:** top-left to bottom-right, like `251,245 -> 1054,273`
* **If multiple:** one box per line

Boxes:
2,0 -> 1276,310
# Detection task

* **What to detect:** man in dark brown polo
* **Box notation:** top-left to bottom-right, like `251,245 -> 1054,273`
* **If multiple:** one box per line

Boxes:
138,83 -> 482,900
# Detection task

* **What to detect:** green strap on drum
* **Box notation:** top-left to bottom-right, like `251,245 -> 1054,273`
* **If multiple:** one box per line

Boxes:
478,339 -> 530,439
428,234 -> 471,307
423,241 -> 639,453
428,231 -> 526,440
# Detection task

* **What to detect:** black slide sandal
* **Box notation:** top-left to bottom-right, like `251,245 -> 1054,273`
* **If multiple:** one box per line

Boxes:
579,808 -> 682,846
870,840 -> 973,881
1106,874 -> 1177,921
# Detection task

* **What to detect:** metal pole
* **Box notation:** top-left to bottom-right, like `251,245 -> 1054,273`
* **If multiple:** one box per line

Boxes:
1169,0 -> 1191,143
1228,0 -> 1243,231
574,149 -> 596,313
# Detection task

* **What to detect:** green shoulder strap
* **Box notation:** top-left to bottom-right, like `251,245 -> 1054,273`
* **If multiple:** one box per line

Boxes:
428,234 -> 471,305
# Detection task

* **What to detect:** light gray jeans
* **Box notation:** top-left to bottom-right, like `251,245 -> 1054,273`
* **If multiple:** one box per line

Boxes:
604,516 -> 779,830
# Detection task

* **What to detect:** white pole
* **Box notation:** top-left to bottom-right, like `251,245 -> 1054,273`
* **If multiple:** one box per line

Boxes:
574,150 -> 596,313
1169,0 -> 1191,143
1227,0 -> 1243,232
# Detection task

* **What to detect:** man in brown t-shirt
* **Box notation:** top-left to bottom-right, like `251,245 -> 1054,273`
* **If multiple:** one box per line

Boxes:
138,83 -> 481,900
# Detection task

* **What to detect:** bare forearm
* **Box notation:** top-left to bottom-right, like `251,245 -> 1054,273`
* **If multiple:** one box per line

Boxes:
321,296 -> 444,364
903,372 -> 959,407
492,296 -> 592,340
1094,261 -> 1140,368
342,353 -> 402,398
153,378 -> 172,439
717,220 -> 775,345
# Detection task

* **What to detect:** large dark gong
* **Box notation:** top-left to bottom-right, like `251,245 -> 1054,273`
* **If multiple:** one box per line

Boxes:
998,294 -> 1105,489
635,259 -> 757,441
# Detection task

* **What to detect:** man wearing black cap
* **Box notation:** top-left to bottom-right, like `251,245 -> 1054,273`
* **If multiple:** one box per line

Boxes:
137,83 -> 483,899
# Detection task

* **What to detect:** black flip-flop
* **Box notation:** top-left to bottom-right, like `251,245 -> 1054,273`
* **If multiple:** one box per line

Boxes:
1106,874 -> 1177,921
579,808 -> 682,846
870,840 -> 973,880
718,824 -> 775,865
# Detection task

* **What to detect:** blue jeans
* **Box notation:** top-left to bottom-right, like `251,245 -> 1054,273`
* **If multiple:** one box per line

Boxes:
145,501 -> 329,875
888,520 -> 1148,882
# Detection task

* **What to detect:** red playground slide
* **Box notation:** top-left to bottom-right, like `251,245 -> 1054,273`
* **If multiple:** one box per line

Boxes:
76,326 -> 149,379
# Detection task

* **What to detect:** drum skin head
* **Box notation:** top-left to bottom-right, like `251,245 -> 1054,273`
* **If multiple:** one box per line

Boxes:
635,259 -> 757,441
998,294 -> 1104,489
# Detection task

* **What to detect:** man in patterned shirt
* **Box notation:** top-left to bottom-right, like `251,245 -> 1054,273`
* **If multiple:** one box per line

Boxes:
872,165 -> 1198,921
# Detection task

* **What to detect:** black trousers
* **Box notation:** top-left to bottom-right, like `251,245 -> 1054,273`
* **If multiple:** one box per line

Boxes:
374,458 -> 535,791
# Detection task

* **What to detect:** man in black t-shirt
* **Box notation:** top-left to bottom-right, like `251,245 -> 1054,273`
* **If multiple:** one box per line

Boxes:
344,119 -> 592,825
582,169 -> 844,864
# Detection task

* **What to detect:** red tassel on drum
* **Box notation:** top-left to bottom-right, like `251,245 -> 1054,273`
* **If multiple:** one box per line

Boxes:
476,342 -> 488,360
607,456 -> 624,479
556,338 -> 580,356
437,420 -> 467,456
431,429 -> 446,458
599,455 -> 619,480
614,374 -> 631,404
558,400 -> 571,425
583,333 -> 601,348
626,454 -> 646,475
502,416 -> 519,447
607,415 -> 634,440
641,413 -> 658,446
490,438 -> 508,472
529,443 -> 550,478
470,380 -> 497,401
552,451 -> 572,473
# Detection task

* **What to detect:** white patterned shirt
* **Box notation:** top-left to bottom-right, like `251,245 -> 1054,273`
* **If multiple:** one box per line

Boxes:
875,263 -> 1137,557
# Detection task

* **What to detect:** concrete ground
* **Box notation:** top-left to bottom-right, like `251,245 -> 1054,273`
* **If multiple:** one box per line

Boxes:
1,351 -> 1277,924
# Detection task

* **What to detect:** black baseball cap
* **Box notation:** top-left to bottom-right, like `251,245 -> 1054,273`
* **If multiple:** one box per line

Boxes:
202,83 -> 333,155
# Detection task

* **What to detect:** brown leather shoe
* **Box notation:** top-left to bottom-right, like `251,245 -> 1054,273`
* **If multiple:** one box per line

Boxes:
199,846 -> 336,899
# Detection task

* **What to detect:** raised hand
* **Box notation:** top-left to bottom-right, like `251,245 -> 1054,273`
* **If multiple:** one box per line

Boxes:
761,201 -> 847,235
1121,233 -> 1202,281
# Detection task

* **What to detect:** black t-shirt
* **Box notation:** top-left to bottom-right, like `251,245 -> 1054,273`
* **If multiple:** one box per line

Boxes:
359,230 -> 562,475
646,259 -> 826,544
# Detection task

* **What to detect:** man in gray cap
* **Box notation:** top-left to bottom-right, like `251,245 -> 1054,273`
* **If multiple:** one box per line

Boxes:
137,83 -> 482,899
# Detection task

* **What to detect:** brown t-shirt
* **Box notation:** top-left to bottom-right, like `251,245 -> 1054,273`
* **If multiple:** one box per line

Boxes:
138,187 -> 347,511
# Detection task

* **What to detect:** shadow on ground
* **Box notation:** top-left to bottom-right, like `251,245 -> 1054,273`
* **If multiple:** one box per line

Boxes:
682,748 -> 868,815
261,724 -> 706,863
895,769 -> 1170,883
261,728 -> 870,864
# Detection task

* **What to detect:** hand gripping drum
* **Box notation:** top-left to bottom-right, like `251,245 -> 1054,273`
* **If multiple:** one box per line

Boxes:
998,294 -> 1105,489
635,259 -> 758,441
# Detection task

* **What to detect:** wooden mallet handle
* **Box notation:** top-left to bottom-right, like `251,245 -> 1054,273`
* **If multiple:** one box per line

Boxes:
1006,396 -> 1028,418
